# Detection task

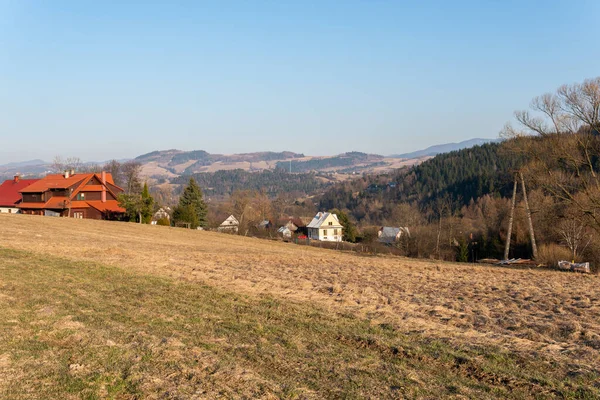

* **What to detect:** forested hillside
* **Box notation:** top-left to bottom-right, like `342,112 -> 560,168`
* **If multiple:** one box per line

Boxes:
172,168 -> 331,198
319,142 -> 524,223
275,152 -> 384,172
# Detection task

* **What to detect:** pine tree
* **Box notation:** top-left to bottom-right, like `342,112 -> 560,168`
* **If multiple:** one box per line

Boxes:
174,178 -> 207,228
329,208 -> 358,242
117,182 -> 154,224
141,182 -> 154,224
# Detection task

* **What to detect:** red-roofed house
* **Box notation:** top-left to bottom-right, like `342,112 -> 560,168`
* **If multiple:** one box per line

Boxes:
0,176 -> 40,214
18,171 -> 126,219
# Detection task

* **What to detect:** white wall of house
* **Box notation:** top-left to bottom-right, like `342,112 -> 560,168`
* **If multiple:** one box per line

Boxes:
0,207 -> 19,214
317,226 -> 342,242
307,214 -> 343,242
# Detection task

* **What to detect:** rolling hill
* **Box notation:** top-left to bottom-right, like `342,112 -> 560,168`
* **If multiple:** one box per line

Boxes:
1,138 -> 495,181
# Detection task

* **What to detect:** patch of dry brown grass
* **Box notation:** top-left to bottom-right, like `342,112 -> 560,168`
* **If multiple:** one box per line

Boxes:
1,213 -> 599,397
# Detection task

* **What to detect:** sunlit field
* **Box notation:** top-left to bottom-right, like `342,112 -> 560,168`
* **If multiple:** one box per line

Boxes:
1,214 -> 598,398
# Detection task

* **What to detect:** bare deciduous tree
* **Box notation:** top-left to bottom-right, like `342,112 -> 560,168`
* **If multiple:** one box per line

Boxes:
501,77 -> 600,234
504,175 -> 518,260
557,217 -> 592,261
52,156 -> 83,173
121,161 -> 142,194
103,160 -> 124,187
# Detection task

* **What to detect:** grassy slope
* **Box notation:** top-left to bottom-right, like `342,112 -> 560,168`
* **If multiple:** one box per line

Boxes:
0,214 -> 599,398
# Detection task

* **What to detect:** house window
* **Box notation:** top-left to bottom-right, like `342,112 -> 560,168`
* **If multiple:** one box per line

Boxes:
334,228 -> 338,235
73,212 -> 84,219
76,193 -> 85,201
323,229 -> 327,236
328,221 -> 333,225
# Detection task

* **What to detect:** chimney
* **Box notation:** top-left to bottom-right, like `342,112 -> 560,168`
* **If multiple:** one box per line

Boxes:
101,171 -> 107,203
13,175 -> 19,183
70,169 -> 75,176
64,170 -> 70,179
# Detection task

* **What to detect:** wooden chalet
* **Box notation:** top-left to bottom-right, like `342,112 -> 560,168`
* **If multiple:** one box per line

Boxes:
18,170 -> 125,219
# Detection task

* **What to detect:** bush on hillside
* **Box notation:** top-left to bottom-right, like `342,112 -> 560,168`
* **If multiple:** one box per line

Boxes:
156,217 -> 171,226
537,244 -> 573,267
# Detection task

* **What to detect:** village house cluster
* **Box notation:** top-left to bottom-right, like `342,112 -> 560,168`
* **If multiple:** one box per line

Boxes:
1,172 -> 412,245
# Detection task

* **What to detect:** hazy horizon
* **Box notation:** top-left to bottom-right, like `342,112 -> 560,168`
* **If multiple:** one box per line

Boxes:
2,1 -> 599,163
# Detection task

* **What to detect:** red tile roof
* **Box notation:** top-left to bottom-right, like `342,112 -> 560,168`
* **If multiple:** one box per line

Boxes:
19,174 -> 88,193
19,172 -> 119,193
44,197 -> 70,209
17,202 -> 47,209
82,185 -> 105,192
86,200 -> 125,213
19,199 -> 125,214
0,178 -> 39,207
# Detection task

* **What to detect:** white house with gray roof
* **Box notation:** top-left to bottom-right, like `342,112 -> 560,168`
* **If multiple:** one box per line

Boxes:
307,212 -> 343,242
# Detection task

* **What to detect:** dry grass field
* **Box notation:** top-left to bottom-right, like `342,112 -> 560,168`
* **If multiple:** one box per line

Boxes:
1,214 -> 599,399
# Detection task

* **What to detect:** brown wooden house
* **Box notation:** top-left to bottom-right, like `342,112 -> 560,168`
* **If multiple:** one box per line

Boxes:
18,171 -> 125,219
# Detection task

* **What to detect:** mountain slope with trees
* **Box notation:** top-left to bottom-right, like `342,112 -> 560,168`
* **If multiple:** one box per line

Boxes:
319,141 -> 524,224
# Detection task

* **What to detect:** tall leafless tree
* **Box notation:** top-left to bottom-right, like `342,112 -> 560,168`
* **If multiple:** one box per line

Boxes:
519,171 -> 538,259
504,175 -> 518,260
52,156 -> 83,173
103,160 -> 124,187
121,161 -> 142,195
501,77 -> 600,234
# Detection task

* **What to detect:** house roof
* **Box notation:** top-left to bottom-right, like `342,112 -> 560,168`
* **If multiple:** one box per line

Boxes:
20,172 -> 120,193
0,178 -> 39,207
220,215 -> 239,226
81,185 -> 105,192
307,212 -> 343,229
86,200 -> 126,213
44,196 -> 70,209
378,227 -> 410,243
19,174 -> 88,193
380,227 -> 401,238
19,198 -> 125,213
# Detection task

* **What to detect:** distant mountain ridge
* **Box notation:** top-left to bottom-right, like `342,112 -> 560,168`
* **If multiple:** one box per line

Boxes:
391,138 -> 501,159
0,159 -> 47,168
1,138 -> 499,181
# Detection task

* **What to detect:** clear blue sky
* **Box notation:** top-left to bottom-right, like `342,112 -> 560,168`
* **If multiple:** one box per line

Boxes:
1,1 -> 599,163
